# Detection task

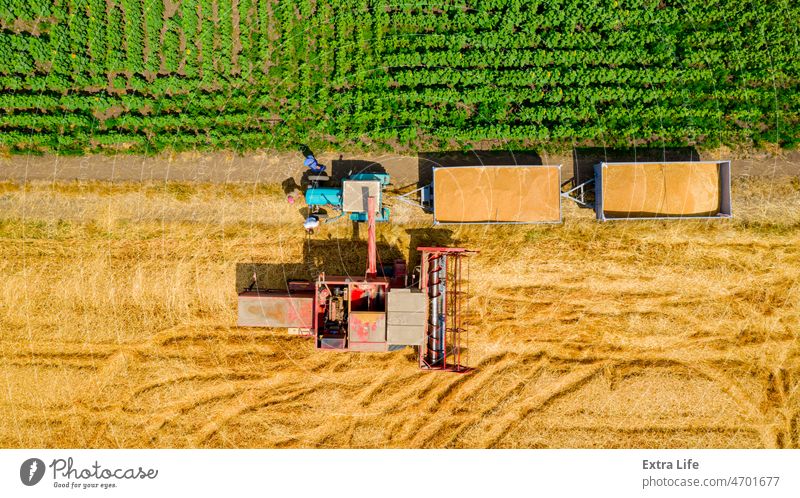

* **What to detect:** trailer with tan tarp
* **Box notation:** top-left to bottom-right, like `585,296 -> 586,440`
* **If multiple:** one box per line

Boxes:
400,159 -> 733,223
592,161 -> 732,221
431,165 -> 562,224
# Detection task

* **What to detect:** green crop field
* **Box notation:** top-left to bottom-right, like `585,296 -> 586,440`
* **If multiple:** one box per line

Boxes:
0,0 -> 798,154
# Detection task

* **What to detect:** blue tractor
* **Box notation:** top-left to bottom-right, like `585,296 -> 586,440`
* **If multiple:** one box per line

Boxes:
303,154 -> 391,223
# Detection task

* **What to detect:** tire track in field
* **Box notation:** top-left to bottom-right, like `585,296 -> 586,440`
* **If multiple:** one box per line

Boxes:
685,363 -> 764,418
0,340 -> 126,370
304,360 -> 433,447
299,353 -> 515,447
130,371 -> 268,398
429,369 -> 552,447
378,370 -> 510,447
196,384 -> 318,446
144,384 -> 248,440
685,362 -> 797,448
133,330 -> 312,444
143,373 -> 308,443
482,362 -> 611,448
7,320 -> 795,447
764,367 -> 797,449
409,354 -> 551,448
402,353 -> 516,415
81,325 -> 301,445
136,325 -> 410,447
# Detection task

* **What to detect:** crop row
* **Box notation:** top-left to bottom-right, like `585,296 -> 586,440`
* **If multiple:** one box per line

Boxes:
0,0 -> 796,153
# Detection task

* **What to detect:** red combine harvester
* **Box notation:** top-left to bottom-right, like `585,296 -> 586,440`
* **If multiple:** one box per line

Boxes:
238,197 -> 474,371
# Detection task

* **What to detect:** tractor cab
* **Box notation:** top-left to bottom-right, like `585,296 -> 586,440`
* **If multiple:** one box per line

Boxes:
305,172 -> 391,222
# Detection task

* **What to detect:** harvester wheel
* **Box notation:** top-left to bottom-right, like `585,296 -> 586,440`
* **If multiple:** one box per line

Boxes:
308,174 -> 329,182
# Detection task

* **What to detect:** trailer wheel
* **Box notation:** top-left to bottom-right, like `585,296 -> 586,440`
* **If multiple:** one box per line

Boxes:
308,174 -> 329,182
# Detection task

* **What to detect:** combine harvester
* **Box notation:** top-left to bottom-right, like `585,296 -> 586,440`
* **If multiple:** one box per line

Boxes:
239,172 -> 474,371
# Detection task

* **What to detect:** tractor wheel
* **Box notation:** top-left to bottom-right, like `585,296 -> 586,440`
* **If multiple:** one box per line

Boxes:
308,174 -> 329,182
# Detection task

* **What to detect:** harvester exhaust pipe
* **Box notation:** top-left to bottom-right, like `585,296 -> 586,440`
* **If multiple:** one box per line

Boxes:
425,253 -> 447,366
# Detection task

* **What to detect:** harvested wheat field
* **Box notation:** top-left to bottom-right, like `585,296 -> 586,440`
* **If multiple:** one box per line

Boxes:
1,178 -> 799,449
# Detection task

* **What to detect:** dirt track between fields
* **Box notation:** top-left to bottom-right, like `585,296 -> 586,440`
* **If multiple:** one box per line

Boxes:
1,149 -> 798,186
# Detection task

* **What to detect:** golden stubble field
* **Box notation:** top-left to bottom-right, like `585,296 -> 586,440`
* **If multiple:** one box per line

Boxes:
1,178 -> 799,448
